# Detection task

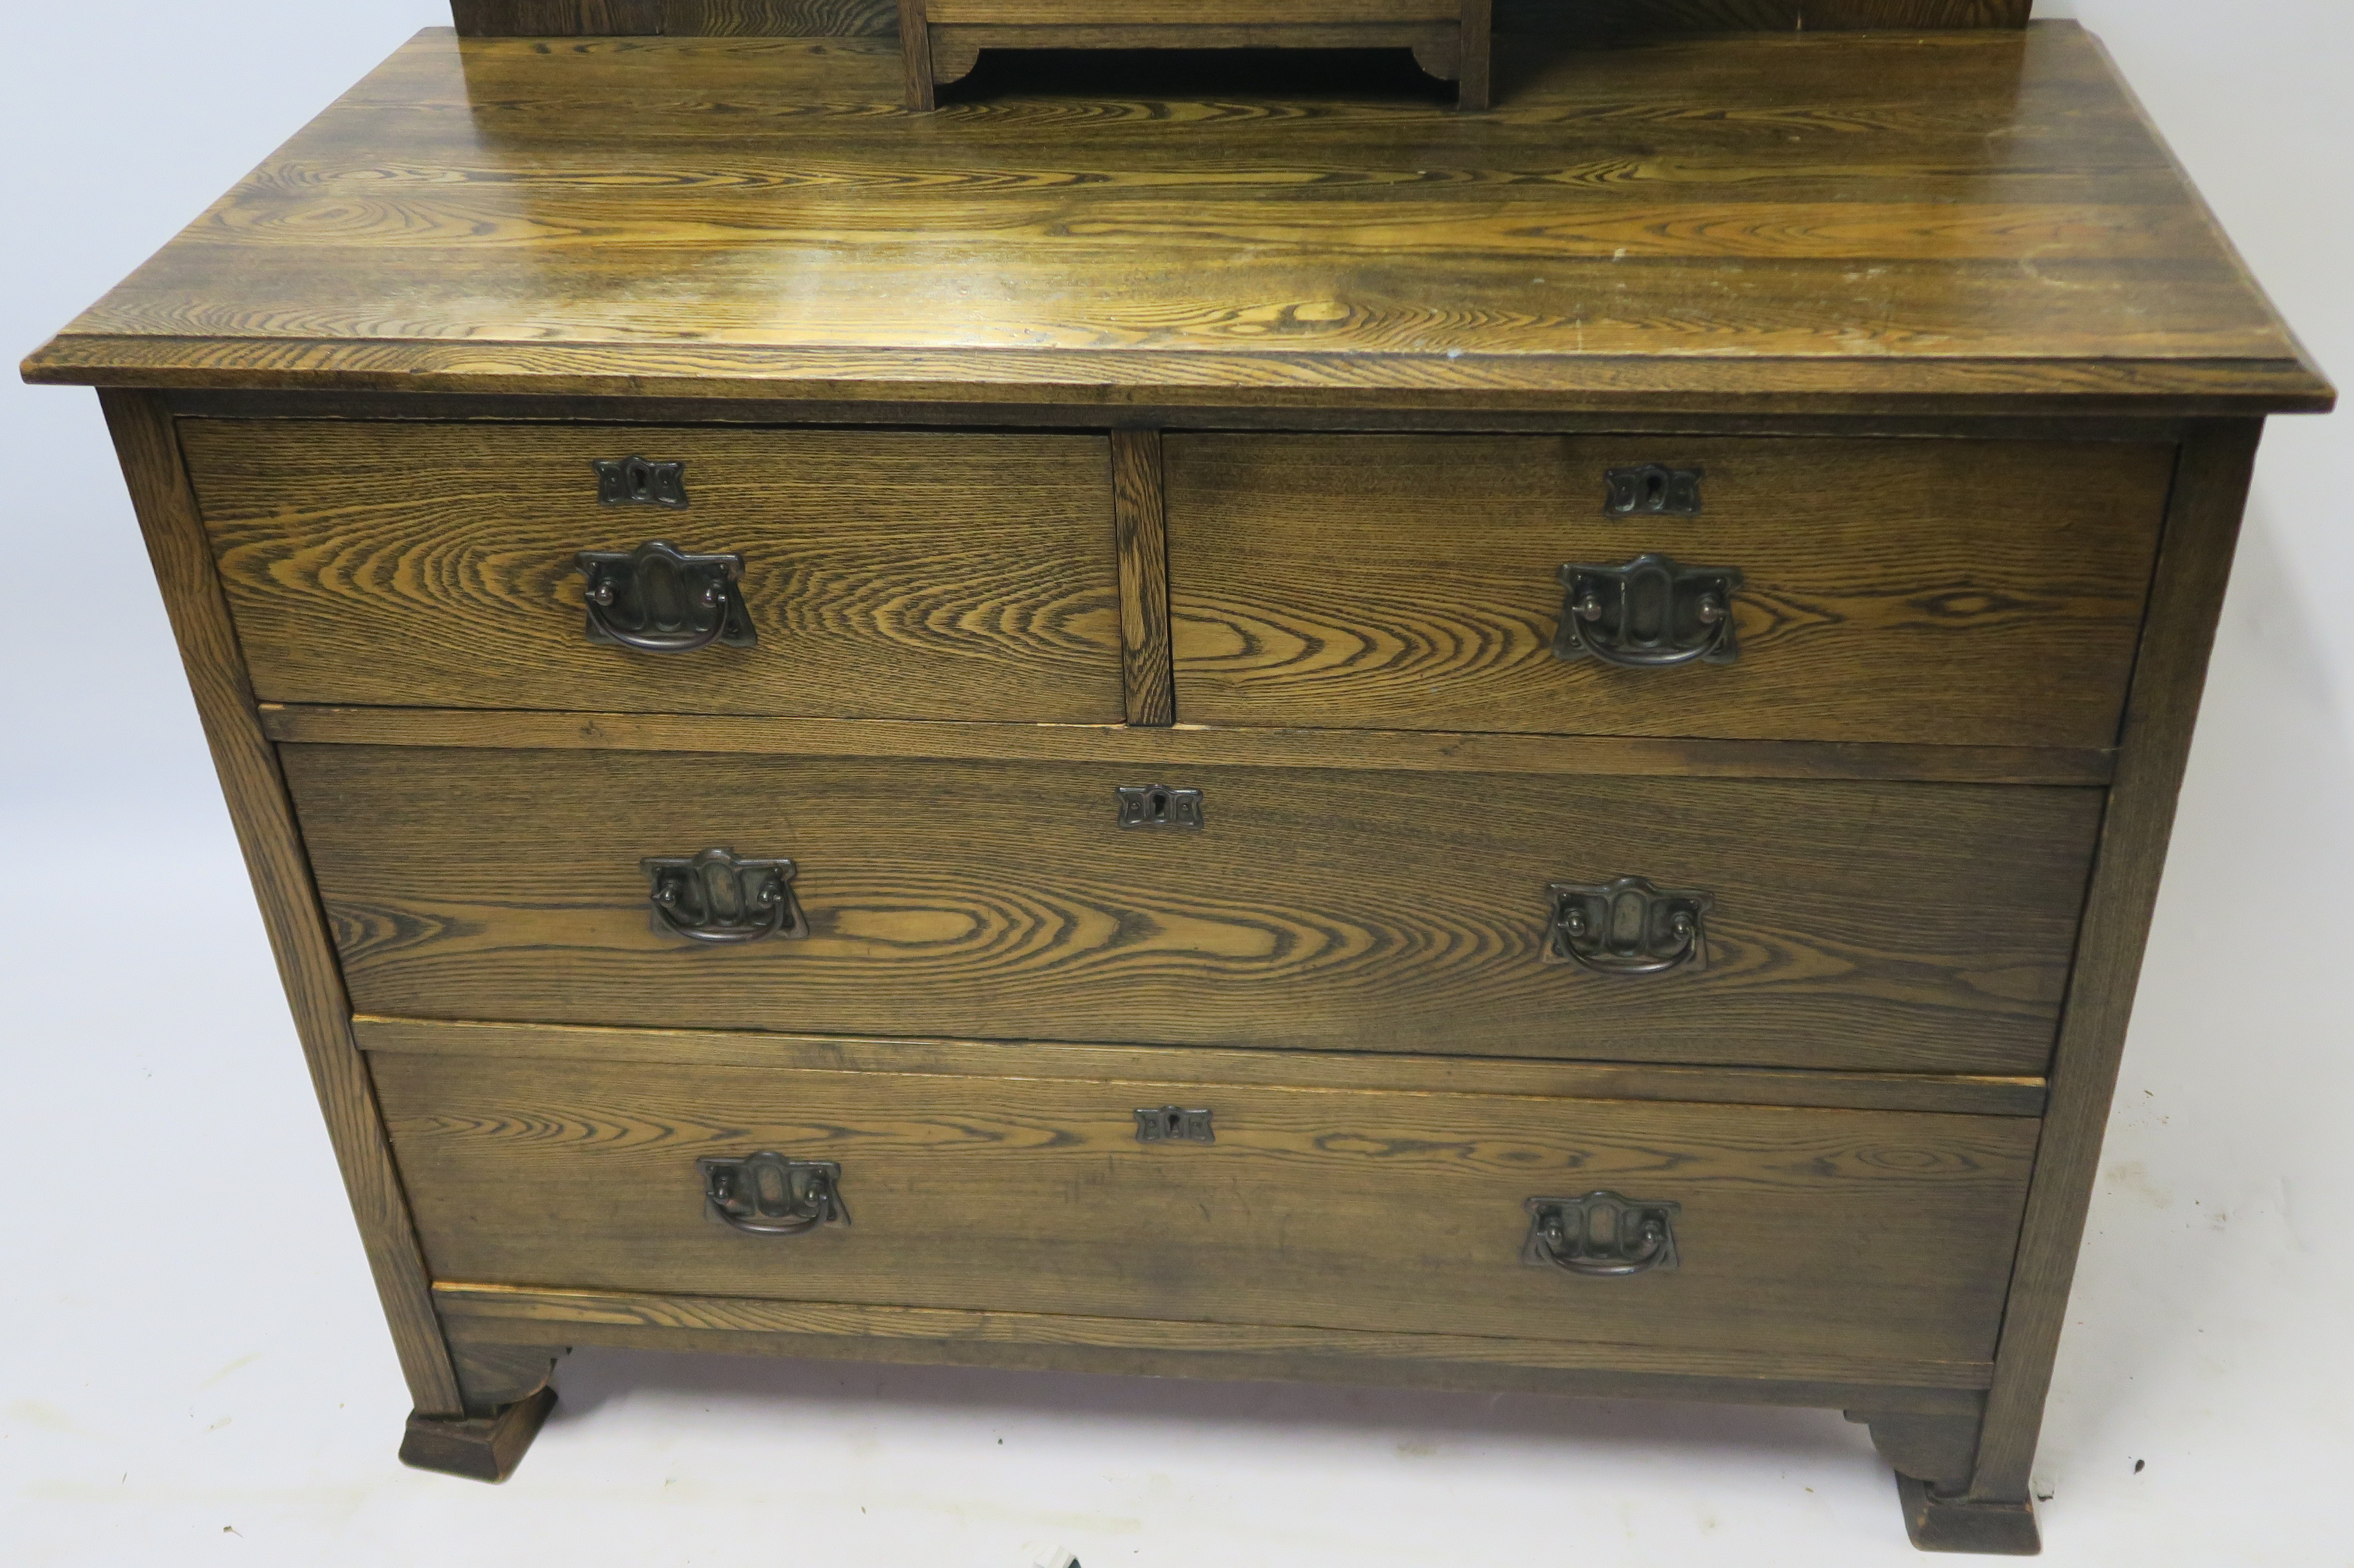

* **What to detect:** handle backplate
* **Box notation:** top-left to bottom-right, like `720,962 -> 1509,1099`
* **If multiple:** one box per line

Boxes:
698,1153 -> 848,1236
644,848 -> 808,944
578,539 -> 755,653
1523,1191 -> 1680,1277
1554,553 -> 1741,670
1547,875 -> 1711,977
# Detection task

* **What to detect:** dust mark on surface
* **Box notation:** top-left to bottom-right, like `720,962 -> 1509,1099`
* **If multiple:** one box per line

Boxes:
6,1400 -> 76,1432
199,1353 -> 264,1390
2104,1160 -> 2173,1209
1395,1438 -> 1440,1458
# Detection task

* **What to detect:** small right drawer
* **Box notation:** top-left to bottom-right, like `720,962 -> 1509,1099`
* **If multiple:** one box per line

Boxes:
1166,435 -> 2173,748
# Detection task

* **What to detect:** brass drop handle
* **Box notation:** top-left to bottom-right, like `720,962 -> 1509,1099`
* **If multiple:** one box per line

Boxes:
1555,553 -> 1742,669
1547,876 -> 1711,977
643,848 -> 808,944
1523,1192 -> 1680,1277
577,539 -> 756,654
699,1154 -> 848,1236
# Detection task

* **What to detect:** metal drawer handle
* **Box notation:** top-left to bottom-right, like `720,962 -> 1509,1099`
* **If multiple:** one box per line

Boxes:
1554,552 -> 1741,669
577,539 -> 756,654
699,1154 -> 847,1236
643,848 -> 808,944
1547,875 -> 1711,977
1523,1191 -> 1680,1277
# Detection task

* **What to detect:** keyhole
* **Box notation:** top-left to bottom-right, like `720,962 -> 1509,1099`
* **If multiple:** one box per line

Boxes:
1148,790 -> 1170,821
1644,471 -> 1667,508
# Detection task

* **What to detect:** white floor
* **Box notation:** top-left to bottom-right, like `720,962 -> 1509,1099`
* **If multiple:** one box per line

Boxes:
6,1 -> 2353,1563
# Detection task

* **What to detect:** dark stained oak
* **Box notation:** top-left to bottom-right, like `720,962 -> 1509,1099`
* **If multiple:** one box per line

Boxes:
178,420 -> 1122,721
354,1014 -> 2052,1117
445,0 -> 2032,38
909,2 -> 1492,111
453,0 -> 662,33
438,1283 -> 1993,1409
20,27 -> 2330,416
1167,434 -> 2171,748
374,1050 -> 2038,1373
24,11 -> 2332,1541
1544,0 -> 2030,32
454,0 -> 898,32
1109,429 -> 1174,725
398,1388 -> 556,1482
284,746 -> 2102,1074
256,703 -> 2120,785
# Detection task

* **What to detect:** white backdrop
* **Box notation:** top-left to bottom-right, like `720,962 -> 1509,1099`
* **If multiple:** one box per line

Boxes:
3,4 -> 2346,1563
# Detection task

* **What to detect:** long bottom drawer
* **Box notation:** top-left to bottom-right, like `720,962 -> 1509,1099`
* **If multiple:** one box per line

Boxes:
375,1037 -> 2036,1382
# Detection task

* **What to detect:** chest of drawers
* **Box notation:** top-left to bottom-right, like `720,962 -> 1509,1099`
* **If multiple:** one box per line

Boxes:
24,11 -> 2331,1555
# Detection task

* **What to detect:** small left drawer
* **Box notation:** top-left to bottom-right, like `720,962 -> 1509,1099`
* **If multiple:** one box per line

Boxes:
178,420 -> 1124,722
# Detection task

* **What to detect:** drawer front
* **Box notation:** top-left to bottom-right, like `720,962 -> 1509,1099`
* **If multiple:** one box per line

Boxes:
927,0 -> 1459,18
1167,435 -> 2171,747
375,1047 -> 2036,1375
290,747 -> 2101,1075
179,420 -> 1122,722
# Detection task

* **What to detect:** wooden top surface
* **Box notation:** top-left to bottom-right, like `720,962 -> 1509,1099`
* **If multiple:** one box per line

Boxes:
24,24 -> 2332,415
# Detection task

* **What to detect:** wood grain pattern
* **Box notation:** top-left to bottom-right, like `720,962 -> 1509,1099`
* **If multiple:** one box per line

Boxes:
453,0 -> 662,34
456,0 -> 898,32
1521,0 -> 2029,33
1169,434 -> 2170,748
158,389 -> 2221,443
899,0 -> 935,106
21,27 -> 2330,416
398,1387 -> 556,1481
178,420 -> 1122,722
1456,0 -> 1490,108
354,1014 -> 2051,1117
445,0 -> 2030,37
98,394 -> 466,1418
668,0 -> 899,32
449,1340 -> 565,1413
256,703 -> 2118,784
927,0 -> 1455,21
1110,429 -> 1173,725
1967,422 -> 2265,1504
438,1282 -> 1991,1409
284,746 -> 2101,1074
375,1051 -> 2038,1368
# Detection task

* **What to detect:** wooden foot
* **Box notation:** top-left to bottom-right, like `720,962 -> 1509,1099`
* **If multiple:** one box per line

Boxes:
1896,1473 -> 2042,1556
1846,1408 -> 1981,1493
399,1386 -> 556,1483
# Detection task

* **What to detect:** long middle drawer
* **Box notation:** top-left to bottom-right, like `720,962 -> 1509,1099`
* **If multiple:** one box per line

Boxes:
288,747 -> 2102,1075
